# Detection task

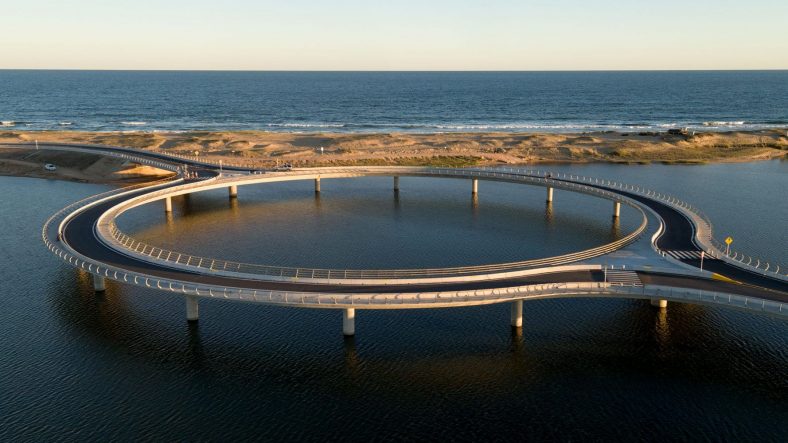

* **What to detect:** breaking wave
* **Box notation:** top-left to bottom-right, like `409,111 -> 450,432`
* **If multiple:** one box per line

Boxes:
702,121 -> 746,126
4,119 -> 787,134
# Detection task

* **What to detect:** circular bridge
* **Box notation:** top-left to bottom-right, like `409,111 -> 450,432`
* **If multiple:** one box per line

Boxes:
98,167 -> 649,284
13,142 -> 785,336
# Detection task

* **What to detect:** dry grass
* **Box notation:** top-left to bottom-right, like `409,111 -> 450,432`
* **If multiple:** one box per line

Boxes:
1,129 -> 786,168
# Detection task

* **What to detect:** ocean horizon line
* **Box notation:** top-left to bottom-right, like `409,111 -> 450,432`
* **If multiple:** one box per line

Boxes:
2,68 -> 788,73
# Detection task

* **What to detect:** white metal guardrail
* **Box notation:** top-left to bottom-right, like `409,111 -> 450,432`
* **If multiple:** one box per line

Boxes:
38,218 -> 788,316
19,141 -> 781,279
474,167 -> 786,280
34,156 -> 784,316
2,142 -> 240,171
26,141 -> 782,287
96,167 -> 649,282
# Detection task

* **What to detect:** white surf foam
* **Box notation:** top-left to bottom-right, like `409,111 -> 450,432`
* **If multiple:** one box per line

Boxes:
267,123 -> 345,128
702,121 -> 746,126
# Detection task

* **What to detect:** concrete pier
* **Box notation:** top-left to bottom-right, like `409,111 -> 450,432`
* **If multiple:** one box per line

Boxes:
229,185 -> 238,199
343,308 -> 355,336
93,275 -> 106,292
164,196 -> 172,213
315,178 -> 321,193
472,179 -> 478,195
546,187 -> 554,202
511,300 -> 523,327
393,176 -> 400,191
613,201 -> 621,218
186,295 -> 199,321
651,299 -> 668,309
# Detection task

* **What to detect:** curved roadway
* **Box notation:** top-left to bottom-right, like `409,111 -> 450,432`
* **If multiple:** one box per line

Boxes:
1,140 -> 777,315
30,143 -> 783,305
582,181 -> 787,293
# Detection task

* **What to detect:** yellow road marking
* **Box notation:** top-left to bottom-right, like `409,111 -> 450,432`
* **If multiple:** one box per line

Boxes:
712,273 -> 739,284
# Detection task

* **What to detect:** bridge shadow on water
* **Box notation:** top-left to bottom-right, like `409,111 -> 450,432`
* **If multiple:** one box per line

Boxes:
38,266 -> 788,440
49,268 -> 787,388
118,179 -> 637,271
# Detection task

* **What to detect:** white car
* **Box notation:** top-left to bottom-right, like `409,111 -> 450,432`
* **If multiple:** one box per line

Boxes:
44,163 -> 57,171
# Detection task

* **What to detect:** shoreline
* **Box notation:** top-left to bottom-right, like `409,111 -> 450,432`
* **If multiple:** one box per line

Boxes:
1,129 -> 785,181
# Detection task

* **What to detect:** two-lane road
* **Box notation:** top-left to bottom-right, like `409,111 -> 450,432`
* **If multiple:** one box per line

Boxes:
57,177 -> 786,302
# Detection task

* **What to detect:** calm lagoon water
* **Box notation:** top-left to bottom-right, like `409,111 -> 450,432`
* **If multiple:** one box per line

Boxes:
0,161 -> 786,441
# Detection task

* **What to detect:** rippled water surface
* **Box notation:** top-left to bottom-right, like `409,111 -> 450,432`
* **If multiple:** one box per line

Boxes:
0,161 -> 786,441
1,70 -> 787,132
119,177 -> 641,269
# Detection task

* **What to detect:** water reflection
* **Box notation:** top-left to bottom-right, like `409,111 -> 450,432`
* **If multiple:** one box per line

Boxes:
38,271 -> 788,441
164,211 -> 175,232
187,322 -> 205,369
4,168 -> 787,441
544,201 -> 554,223
228,196 -> 239,215
610,215 -> 621,239
49,274 -> 787,391
343,336 -> 360,376
119,178 -> 639,269
654,307 -> 671,354
509,326 -> 525,356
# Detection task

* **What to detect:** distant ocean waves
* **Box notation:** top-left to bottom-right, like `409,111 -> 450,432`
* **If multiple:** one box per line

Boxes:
1,119 -> 786,133
2,70 -> 787,134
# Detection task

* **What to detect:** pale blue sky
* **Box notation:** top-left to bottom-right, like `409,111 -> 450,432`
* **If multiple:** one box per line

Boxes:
3,0 -> 787,70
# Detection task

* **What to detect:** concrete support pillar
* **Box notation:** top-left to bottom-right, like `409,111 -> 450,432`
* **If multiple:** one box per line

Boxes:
511,300 -> 523,327
164,196 -> 173,213
651,299 -> 667,309
343,308 -> 355,336
613,201 -> 621,218
93,275 -> 106,292
393,176 -> 400,191
229,185 -> 238,199
546,187 -> 554,202
315,178 -> 321,193
186,294 -> 199,321
472,179 -> 478,195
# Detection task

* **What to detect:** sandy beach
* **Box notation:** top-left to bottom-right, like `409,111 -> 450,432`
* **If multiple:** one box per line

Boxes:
1,129 -> 785,182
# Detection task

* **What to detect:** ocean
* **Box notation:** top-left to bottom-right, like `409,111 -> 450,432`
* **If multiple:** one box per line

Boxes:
1,70 -> 787,133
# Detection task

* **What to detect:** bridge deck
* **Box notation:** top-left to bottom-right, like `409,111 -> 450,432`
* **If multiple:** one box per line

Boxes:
56,172 -> 787,304
20,141 -> 782,313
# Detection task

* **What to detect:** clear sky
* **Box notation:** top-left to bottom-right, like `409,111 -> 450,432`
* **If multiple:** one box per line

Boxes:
3,0 -> 787,70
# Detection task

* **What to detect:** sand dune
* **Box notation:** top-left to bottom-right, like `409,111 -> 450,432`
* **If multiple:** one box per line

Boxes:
0,129 -> 785,178
0,148 -> 174,183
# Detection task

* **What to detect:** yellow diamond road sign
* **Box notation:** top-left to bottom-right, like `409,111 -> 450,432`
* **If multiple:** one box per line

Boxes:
725,236 -> 733,245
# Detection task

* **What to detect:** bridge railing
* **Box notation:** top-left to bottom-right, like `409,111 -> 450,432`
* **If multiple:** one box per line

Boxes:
37,224 -> 788,316
24,141 -> 784,279
46,176 -> 181,241
475,167 -> 785,279
99,168 -> 648,281
595,176 -> 784,279
4,142 -> 186,174
159,151 -> 256,170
